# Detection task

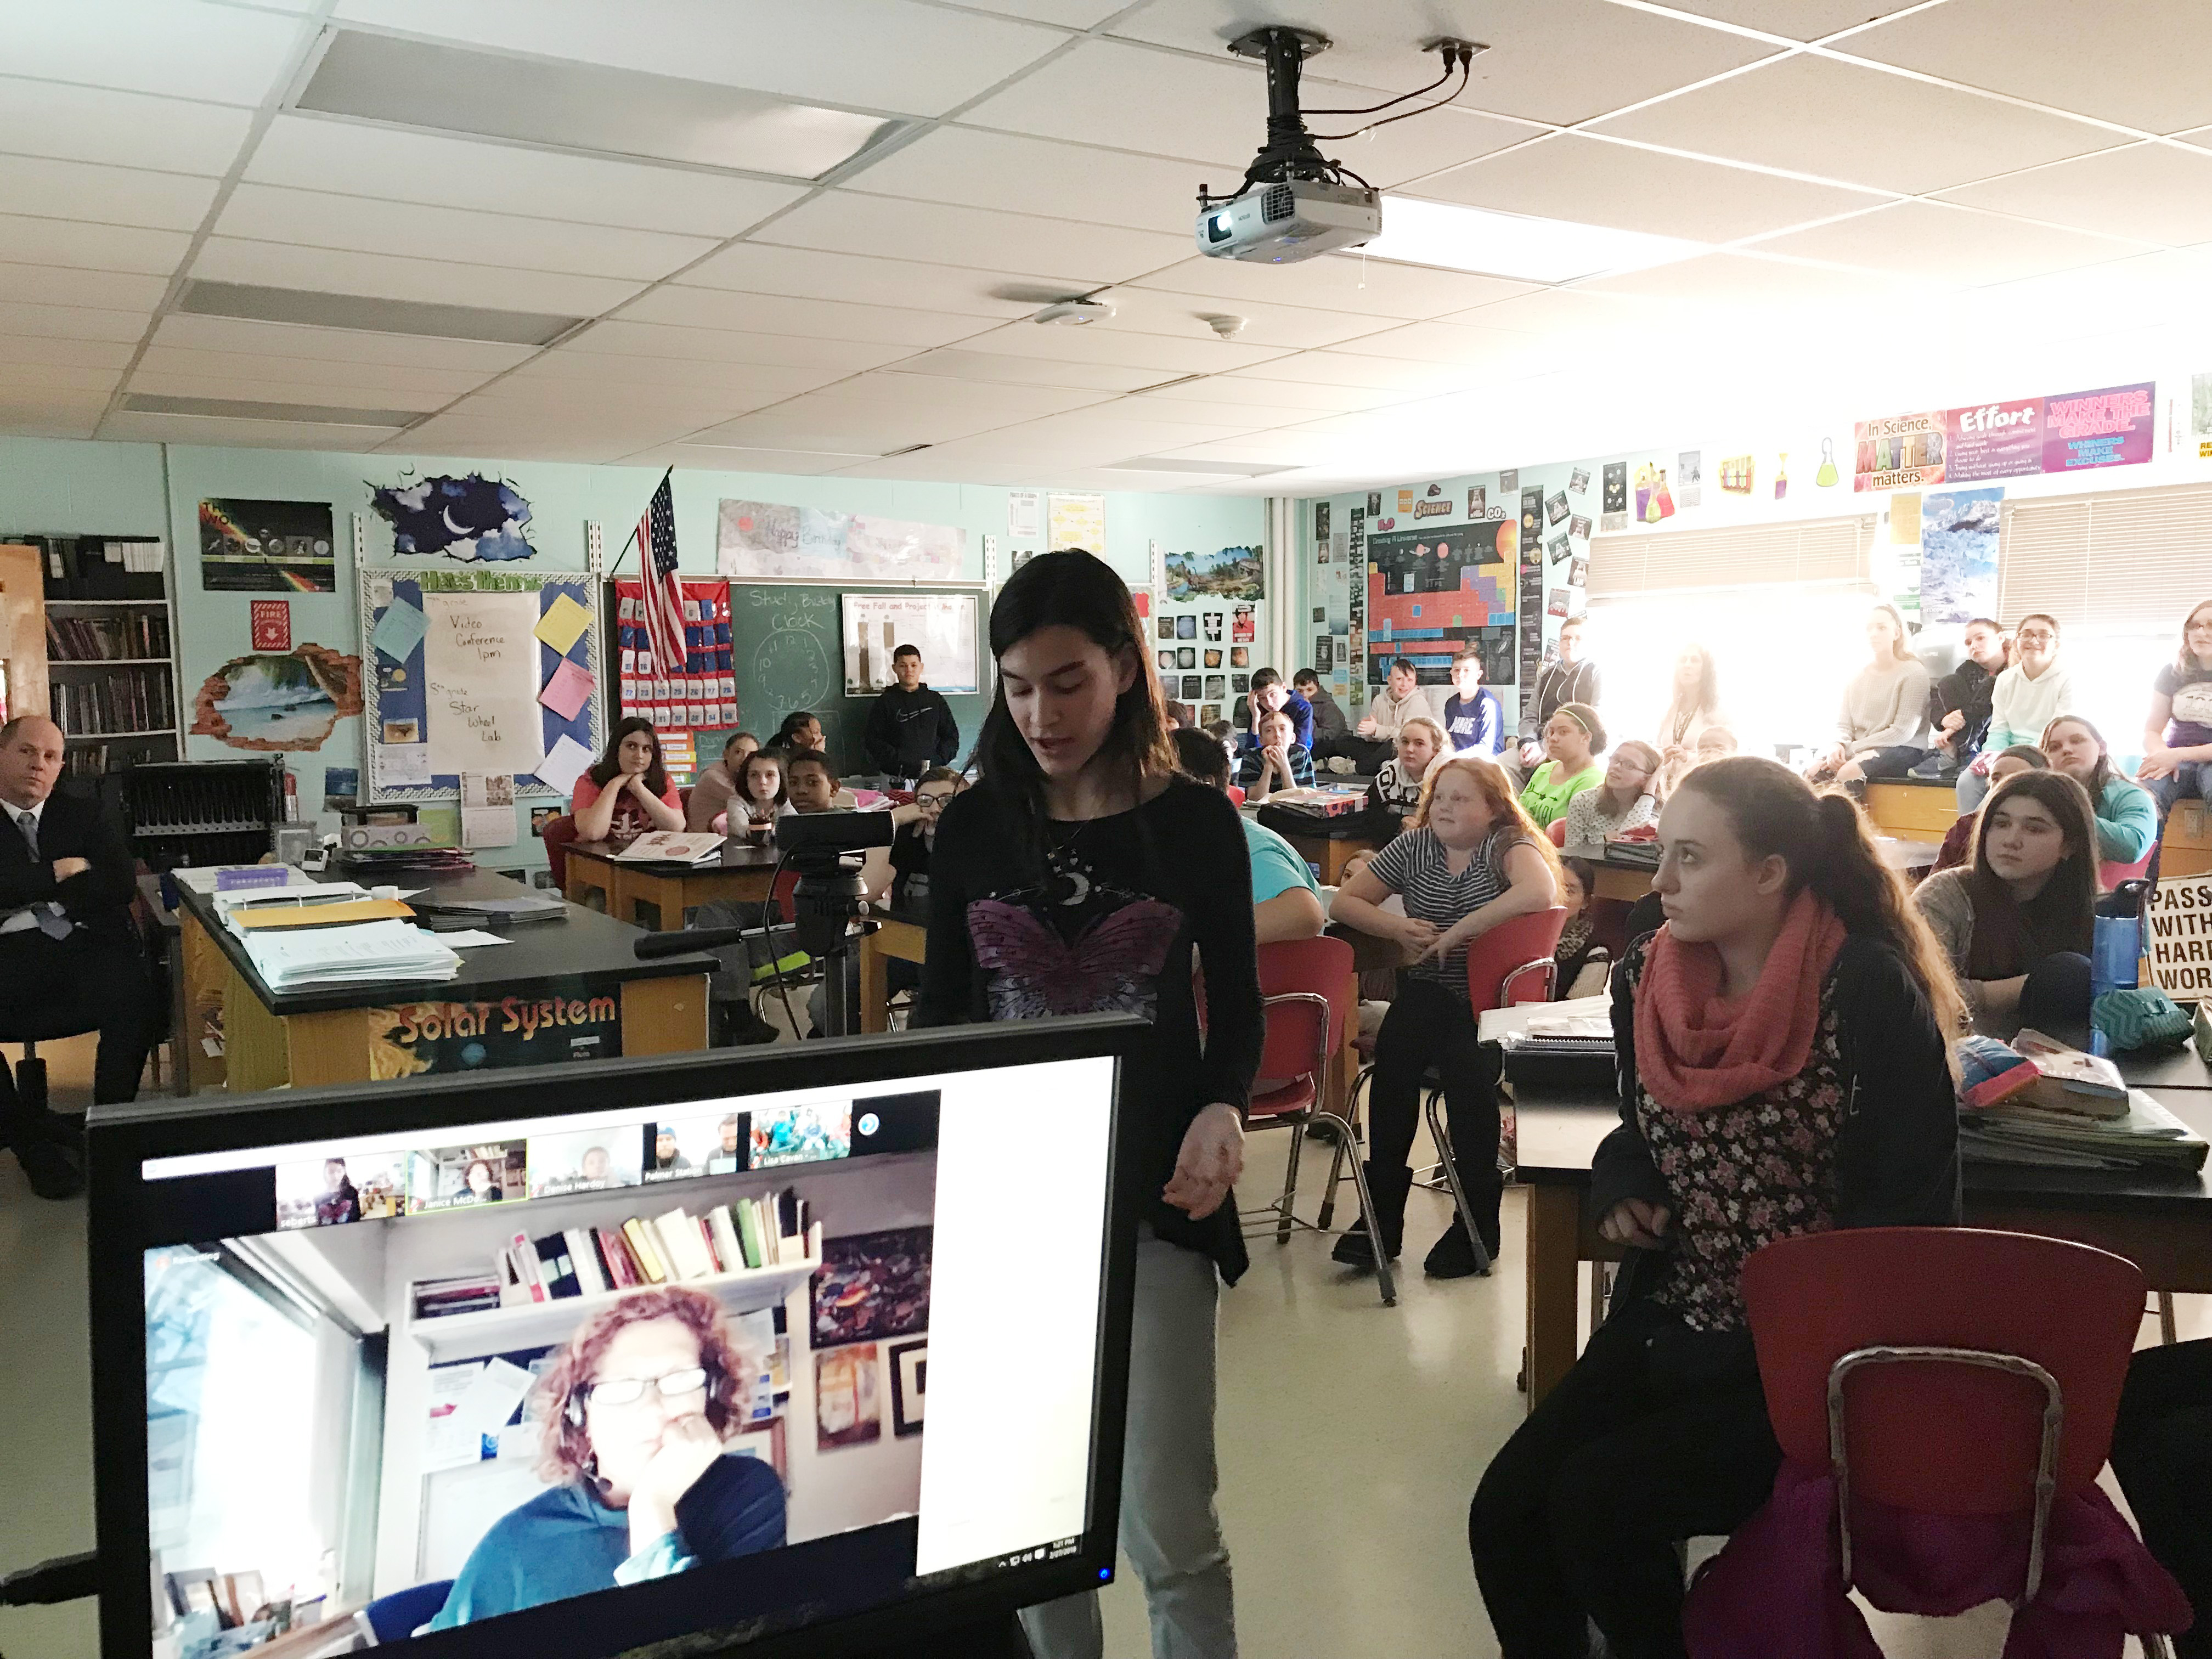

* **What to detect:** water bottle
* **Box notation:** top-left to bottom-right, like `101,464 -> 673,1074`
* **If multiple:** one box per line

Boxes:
2089,882 -> 2147,1056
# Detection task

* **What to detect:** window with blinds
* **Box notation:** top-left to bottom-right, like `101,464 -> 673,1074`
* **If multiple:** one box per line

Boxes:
1585,515 -> 1876,599
1999,483 -> 2212,631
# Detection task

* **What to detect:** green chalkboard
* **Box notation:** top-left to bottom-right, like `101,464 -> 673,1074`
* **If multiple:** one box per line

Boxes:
717,583 -> 989,776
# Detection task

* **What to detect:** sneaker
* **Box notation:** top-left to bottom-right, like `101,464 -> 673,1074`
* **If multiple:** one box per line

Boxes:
1325,755 -> 1355,775
10,1136 -> 83,1201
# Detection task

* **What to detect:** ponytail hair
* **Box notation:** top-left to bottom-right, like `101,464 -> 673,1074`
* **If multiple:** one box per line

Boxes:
1676,756 -> 1966,1041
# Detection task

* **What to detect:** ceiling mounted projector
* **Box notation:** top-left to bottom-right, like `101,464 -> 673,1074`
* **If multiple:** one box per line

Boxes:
1195,27 -> 1481,266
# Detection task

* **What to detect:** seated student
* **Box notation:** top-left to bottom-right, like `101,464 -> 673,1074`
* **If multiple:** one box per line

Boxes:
431,1285 -> 785,1629
1164,699 -> 1195,731
1355,656 -> 1437,758
785,747 -> 856,814
571,718 -> 685,842
1328,757 -> 1559,1277
2111,1338 -> 2212,1659
1553,856 -> 1611,1000
862,644 -> 961,782
768,710 -> 823,757
1244,667 -> 1314,752
1519,702 -> 1605,831
1294,668 -> 1350,747
1916,616 -> 2008,779
1815,603 -> 1932,786
1366,715 -> 1446,842
685,732 -> 758,832
1959,613 -> 2073,809
878,767 -> 964,913
0,715 -> 159,1200
1471,757 -> 1961,1659
1932,744 -> 2046,872
2137,597 -> 2212,828
1562,738 -> 1662,844
1173,729 -> 1325,944
1441,648 -> 1506,759
1913,768 -> 2096,1043
710,749 -> 792,838
1238,706 -> 1314,801
1516,618 -> 1601,782
2041,714 -> 2157,868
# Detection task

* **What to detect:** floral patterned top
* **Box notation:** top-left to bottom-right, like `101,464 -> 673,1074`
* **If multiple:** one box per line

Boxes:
1623,945 -> 1847,1333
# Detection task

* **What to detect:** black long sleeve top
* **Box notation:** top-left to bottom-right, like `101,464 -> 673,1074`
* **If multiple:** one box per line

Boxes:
913,777 -> 1262,1280
863,686 -> 960,777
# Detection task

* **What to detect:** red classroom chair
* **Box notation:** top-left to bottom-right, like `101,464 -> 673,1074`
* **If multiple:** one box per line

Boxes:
539,812 -> 578,890
2100,845 -> 2155,890
1548,818 -> 1567,848
1243,936 -> 1395,1304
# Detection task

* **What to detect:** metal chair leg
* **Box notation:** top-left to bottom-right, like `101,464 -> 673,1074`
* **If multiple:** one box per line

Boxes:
1424,1087 -> 1493,1278
1324,1110 -> 1396,1307
2159,1291 -> 2177,1345
1276,1122 -> 1305,1244
1589,1260 -> 1611,1332
1319,1063 -> 1371,1231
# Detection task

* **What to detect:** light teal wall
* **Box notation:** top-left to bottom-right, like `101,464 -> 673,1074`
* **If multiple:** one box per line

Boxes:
0,436 -> 1265,862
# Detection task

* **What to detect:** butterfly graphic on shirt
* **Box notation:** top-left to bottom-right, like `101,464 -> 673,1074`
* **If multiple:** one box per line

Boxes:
968,887 -> 1183,1020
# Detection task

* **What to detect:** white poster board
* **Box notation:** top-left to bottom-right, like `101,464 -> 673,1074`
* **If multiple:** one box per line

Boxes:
842,593 -> 980,696
422,590 -> 546,774
2146,874 -> 2212,999
718,499 -> 964,583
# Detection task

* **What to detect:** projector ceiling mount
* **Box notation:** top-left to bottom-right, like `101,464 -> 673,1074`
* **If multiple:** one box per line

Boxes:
1193,27 -> 1486,264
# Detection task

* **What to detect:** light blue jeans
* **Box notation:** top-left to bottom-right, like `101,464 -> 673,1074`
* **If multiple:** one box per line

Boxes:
1020,1227 -> 1235,1659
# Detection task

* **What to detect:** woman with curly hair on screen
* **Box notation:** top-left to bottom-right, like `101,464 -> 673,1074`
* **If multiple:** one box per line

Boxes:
430,1285 -> 785,1630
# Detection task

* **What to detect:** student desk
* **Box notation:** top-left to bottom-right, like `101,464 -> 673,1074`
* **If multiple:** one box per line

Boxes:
859,904 -> 928,1035
174,869 -> 715,1092
1561,837 -> 1942,902
1864,775 -> 1961,844
2161,799 -> 2212,879
1488,1002 -> 2212,1412
563,839 -> 779,930
1244,803 -> 1379,886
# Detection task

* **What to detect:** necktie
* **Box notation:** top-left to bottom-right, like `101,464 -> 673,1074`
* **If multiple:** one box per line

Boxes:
16,811 -> 74,940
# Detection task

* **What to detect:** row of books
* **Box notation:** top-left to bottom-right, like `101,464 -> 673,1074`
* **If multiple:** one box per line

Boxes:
63,736 -> 176,781
1957,1028 -> 2209,1173
415,1190 -> 816,1321
45,610 -> 170,660
51,667 -> 173,735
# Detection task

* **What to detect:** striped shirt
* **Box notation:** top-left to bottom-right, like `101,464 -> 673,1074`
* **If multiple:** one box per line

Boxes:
1368,824 -> 1532,995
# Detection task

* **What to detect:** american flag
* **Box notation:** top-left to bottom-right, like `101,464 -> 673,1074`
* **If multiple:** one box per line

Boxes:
636,470 -> 687,679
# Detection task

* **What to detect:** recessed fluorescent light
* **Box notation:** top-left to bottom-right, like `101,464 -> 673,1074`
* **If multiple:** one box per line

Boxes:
123,393 -> 416,427
301,29 -> 899,181
1348,196 -> 1707,284
180,280 -> 583,346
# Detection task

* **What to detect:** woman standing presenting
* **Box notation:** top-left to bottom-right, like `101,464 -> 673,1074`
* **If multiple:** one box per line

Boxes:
1470,757 -> 1960,1659
916,551 -> 1260,1659
1653,644 -> 1728,797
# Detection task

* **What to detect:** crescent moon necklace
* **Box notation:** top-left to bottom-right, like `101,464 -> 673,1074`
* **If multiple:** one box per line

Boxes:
1046,817 -> 1094,908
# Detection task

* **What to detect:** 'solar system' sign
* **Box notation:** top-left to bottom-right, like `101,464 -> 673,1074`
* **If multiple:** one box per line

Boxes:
368,983 -> 621,1077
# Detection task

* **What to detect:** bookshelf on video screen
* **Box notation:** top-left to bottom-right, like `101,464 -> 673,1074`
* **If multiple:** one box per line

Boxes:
123,1053 -> 1120,1657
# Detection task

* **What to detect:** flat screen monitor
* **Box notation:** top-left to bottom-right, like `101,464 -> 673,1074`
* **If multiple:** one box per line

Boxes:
88,1016 -> 1144,1659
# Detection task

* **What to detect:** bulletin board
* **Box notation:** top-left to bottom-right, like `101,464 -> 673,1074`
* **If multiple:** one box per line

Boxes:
359,566 -> 603,803
1363,520 -> 1517,690
840,592 -> 981,696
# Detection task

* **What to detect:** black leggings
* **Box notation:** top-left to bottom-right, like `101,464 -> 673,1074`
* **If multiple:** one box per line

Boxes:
1470,1299 -> 1783,1659
1367,975 -> 1503,1245
2111,1338 -> 2212,1659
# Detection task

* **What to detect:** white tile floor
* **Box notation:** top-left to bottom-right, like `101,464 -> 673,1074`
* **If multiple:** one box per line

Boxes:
0,1035 -> 2198,1659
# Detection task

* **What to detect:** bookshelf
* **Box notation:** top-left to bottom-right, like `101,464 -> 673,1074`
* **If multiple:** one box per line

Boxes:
10,532 -> 183,782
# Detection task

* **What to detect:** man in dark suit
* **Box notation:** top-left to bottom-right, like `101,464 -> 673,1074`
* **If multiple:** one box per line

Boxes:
0,714 -> 160,1199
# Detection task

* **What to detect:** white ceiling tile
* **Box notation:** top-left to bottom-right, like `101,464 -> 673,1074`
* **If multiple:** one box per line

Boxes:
99,411 -> 405,448
956,0 -> 1121,23
0,359 -> 122,392
1412,133 -> 1893,242
685,409 -> 946,453
946,320 -> 1290,374
500,350 -> 844,398
1078,286 -> 1390,350
0,393 -> 106,438
1127,253 -> 1537,320
0,0 -> 303,105
1130,370 -> 1409,413
802,372 -> 1113,417
891,348 -> 1175,392
0,76 -> 253,174
1110,392 -> 1304,429
190,238 -> 645,315
675,243 -> 1042,315
0,213 -> 189,275
562,318 -> 909,371
0,263 -> 167,312
1747,200 -> 2151,286
137,345 -> 494,398
242,116 -> 809,237
1336,320 -> 1549,373
1576,249 -> 1928,309
151,312 -> 535,371
126,369 -> 452,413
848,127 -> 1212,236
1434,284 -> 1677,331
214,184 -> 720,282
1105,1 -> 1778,127
1935,143 -> 2212,247
624,286 -> 995,347
1590,54 -> 2121,195
755,190 -> 1191,286
1224,350 -> 1475,393
462,379 -> 765,417
1843,0 -> 2212,133
0,301 -> 149,343
330,0 -> 1063,116
1654,1 -> 1930,39
620,443 -> 883,473
0,154 -> 216,232
0,332 -> 137,369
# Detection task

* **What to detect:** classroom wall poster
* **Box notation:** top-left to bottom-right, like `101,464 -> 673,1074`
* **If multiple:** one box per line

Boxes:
718,500 -> 965,583
1046,492 -> 1106,554
1918,488 -> 2002,626
198,498 -> 337,592
2193,372 -> 2212,459
190,645 -> 362,752
1855,382 -> 2154,491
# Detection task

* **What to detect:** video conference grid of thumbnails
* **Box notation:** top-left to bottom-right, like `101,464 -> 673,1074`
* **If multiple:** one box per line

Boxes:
136,1076 -> 1096,1656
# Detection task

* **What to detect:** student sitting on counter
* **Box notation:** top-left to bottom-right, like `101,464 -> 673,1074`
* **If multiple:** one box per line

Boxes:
1173,728 -> 1325,945
571,718 -> 685,843
1295,668 -> 1350,747
2041,715 -> 2157,868
1441,648 -> 1506,760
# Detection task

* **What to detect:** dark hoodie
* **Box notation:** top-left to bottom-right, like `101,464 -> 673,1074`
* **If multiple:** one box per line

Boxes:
863,684 -> 960,777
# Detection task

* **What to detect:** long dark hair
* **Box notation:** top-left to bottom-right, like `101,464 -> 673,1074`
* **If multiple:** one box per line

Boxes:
1677,757 -> 1966,1038
772,710 -> 817,749
736,749 -> 786,814
1966,769 -> 2096,979
588,715 -> 668,795
1661,643 -> 1722,738
974,551 -> 1174,856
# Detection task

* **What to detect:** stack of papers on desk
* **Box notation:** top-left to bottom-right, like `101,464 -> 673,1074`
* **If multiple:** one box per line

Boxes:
1497,995 -> 1615,1054
1959,1088 -> 2209,1173
242,918 -> 461,989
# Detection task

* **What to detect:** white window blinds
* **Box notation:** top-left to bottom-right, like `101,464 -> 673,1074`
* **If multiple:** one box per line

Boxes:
1999,484 -> 2212,631
1586,515 -> 1875,599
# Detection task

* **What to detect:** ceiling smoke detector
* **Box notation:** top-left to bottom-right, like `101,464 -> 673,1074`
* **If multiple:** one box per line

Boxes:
1201,314 -> 1248,338
1032,300 -> 1114,326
